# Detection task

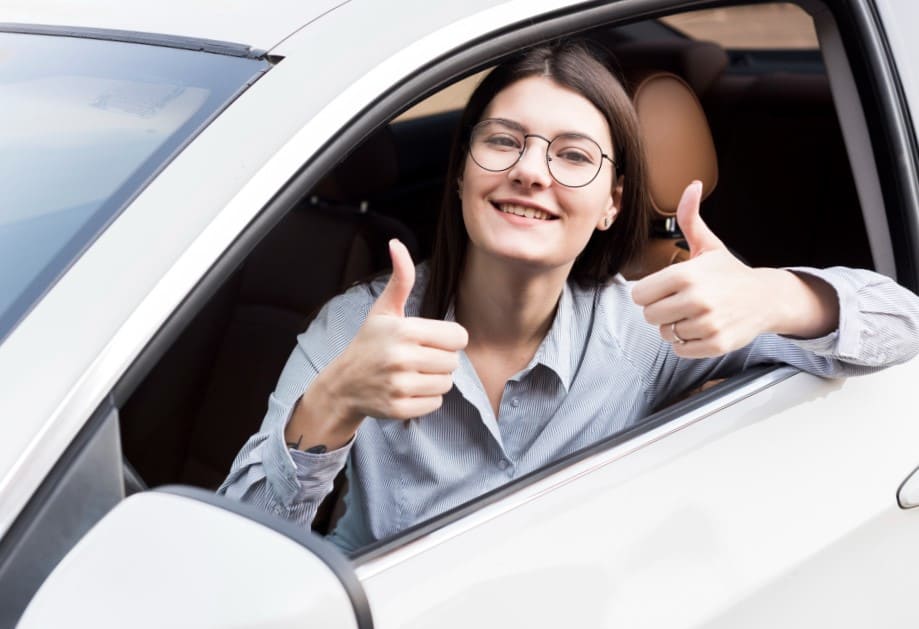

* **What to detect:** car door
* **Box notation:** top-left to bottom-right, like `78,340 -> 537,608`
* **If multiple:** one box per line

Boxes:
346,1 -> 919,627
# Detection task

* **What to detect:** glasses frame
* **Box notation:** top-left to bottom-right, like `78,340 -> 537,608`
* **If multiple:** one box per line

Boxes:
468,118 -> 618,188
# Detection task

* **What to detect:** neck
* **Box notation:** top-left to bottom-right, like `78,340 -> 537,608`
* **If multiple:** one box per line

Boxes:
455,250 -> 570,350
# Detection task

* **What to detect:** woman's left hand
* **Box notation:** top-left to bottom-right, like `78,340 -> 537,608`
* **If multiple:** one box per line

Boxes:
631,181 -> 839,358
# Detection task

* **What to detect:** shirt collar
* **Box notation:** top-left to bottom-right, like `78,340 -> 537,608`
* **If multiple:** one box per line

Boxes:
529,280 -> 573,391
450,283 -> 574,392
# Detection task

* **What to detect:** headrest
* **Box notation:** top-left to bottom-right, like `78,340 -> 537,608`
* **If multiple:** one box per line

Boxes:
313,126 -> 399,204
632,72 -> 718,218
614,40 -> 728,96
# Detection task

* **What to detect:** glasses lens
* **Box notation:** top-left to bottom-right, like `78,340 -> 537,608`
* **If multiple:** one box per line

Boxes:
469,120 -> 524,172
547,134 -> 603,187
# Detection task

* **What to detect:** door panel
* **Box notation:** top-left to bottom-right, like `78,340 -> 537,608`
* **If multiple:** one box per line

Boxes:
358,361 -> 919,628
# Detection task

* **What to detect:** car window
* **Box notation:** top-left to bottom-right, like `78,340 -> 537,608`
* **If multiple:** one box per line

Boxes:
660,2 -> 818,49
118,0 -> 876,561
0,32 -> 269,343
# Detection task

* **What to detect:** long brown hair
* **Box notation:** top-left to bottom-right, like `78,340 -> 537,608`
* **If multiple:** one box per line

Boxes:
421,40 -> 652,319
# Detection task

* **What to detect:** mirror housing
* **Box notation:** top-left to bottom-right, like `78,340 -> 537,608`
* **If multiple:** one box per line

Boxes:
18,489 -> 367,628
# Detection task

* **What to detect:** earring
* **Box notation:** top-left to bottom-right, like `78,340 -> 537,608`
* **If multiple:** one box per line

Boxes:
603,216 -> 611,228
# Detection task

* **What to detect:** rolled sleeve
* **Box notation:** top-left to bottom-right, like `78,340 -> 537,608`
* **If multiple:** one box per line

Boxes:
217,283 -> 374,525
785,266 -> 919,366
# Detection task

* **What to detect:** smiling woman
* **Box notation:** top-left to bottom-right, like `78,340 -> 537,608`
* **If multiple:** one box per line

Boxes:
218,40 -> 919,553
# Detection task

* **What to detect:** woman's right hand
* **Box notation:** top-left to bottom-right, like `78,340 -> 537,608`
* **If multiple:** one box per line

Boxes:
286,240 -> 468,450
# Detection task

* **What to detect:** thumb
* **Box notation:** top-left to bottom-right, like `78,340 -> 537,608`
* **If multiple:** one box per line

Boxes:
371,239 -> 415,317
676,180 -> 724,257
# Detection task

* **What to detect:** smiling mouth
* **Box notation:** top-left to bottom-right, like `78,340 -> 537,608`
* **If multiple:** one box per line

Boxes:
493,202 -> 557,221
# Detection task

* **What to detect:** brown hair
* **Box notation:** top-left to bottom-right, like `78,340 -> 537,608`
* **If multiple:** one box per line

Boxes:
421,40 -> 652,319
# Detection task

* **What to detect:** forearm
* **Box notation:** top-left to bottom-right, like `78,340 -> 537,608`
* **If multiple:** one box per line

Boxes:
284,363 -> 363,452
760,268 -> 839,339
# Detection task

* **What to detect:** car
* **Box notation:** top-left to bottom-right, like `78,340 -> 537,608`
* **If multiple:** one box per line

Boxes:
2,0 -> 919,627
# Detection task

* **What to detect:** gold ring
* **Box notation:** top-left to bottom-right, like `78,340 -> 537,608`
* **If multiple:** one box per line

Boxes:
671,321 -> 687,344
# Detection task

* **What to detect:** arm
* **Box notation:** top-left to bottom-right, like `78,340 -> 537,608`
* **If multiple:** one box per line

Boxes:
632,181 -> 919,362
219,241 -> 466,526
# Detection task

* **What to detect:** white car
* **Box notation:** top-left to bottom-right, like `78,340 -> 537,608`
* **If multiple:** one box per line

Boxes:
2,0 -> 919,627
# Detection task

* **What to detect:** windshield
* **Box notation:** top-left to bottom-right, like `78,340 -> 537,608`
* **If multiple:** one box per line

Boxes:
0,31 -> 269,341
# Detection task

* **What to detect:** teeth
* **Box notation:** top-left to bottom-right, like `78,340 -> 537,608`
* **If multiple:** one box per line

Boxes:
498,203 -> 552,220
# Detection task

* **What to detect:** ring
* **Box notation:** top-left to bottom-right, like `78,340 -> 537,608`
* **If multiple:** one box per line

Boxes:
671,321 -> 687,344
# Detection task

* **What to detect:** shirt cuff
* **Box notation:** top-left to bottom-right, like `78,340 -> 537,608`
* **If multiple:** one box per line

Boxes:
288,440 -> 353,503
782,266 -> 858,358
262,403 -> 353,508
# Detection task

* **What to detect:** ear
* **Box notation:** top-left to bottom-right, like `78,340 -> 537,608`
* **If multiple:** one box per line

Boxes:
597,176 -> 624,231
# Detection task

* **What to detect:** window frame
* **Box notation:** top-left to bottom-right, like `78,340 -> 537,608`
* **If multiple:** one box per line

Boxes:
109,0 -> 919,566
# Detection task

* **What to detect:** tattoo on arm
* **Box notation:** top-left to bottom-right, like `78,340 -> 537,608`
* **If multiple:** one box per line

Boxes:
285,434 -> 328,454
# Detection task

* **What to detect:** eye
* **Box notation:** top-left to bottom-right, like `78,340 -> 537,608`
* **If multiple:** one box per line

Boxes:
550,135 -> 601,166
556,148 -> 594,164
484,133 -> 523,150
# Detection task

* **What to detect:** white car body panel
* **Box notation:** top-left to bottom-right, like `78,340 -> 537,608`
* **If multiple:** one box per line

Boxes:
0,0 -> 345,51
874,0 -> 919,132
359,365 -> 919,628
18,492 -> 358,629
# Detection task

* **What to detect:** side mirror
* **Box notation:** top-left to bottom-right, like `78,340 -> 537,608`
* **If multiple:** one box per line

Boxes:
17,488 -> 371,629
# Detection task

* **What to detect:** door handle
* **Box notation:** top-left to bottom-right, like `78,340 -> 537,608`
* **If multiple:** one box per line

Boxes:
898,465 -> 919,509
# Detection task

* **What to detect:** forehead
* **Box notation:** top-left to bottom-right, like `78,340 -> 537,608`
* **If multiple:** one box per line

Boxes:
481,76 -> 612,146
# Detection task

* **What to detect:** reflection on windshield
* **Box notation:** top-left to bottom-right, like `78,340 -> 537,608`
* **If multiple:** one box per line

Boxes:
0,32 -> 269,341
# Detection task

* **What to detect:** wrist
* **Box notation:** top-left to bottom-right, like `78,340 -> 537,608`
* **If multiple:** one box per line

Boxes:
760,268 -> 838,338
285,367 -> 362,451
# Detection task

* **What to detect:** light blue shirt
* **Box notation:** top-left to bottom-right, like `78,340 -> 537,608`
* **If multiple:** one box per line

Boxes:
219,265 -> 919,552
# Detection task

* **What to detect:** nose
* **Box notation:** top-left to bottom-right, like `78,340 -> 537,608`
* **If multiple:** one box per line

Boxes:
507,136 -> 553,189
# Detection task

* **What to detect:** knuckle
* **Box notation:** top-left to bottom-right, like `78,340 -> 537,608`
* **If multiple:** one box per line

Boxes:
381,346 -> 408,371
385,372 -> 410,396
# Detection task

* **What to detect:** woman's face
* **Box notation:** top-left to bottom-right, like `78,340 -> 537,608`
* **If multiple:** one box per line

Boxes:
460,75 -> 621,274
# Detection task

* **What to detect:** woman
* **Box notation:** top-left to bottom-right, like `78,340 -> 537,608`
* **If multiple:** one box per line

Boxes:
219,42 -> 919,551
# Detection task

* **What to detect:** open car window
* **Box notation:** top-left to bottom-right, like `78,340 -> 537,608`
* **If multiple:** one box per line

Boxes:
114,0 -> 889,562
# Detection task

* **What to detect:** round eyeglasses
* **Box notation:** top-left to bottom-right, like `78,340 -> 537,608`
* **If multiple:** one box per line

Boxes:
469,118 -> 618,188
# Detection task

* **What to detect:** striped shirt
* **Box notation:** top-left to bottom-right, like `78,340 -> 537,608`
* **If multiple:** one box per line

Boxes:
218,264 -> 919,552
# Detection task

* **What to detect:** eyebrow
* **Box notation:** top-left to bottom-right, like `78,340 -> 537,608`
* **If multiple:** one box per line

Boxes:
486,117 -> 606,146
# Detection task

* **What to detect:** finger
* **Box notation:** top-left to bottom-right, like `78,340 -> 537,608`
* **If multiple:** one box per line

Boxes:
400,373 -> 455,396
676,180 -> 724,258
403,346 -> 461,374
642,292 -> 705,327
402,318 -> 469,350
371,239 -> 415,317
631,263 -> 691,307
386,395 -> 445,420
663,319 -> 695,345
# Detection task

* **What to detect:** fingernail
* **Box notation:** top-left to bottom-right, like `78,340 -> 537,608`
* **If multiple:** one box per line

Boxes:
692,180 -> 703,193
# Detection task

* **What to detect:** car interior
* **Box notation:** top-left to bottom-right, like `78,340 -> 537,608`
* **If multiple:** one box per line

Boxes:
118,3 -> 873,537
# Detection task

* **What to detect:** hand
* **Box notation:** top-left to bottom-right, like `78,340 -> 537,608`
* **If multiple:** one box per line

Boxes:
631,181 -> 830,358
318,239 -> 469,423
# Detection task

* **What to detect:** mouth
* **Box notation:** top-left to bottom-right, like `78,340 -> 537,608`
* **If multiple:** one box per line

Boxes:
492,201 -> 559,221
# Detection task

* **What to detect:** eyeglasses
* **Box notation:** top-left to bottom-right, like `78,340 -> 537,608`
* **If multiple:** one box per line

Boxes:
469,118 -> 618,188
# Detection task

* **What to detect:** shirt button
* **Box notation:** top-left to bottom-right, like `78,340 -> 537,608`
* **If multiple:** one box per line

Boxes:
498,459 -> 509,470
510,398 -> 520,408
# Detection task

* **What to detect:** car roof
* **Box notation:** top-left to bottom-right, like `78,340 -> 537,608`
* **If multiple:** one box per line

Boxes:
0,0 -> 347,51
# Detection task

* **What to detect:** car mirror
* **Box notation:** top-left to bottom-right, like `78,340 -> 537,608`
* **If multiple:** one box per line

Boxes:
17,488 -> 370,629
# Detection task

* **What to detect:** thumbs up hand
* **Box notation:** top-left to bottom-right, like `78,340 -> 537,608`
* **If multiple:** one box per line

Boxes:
631,181 -> 793,358
317,239 -> 469,425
